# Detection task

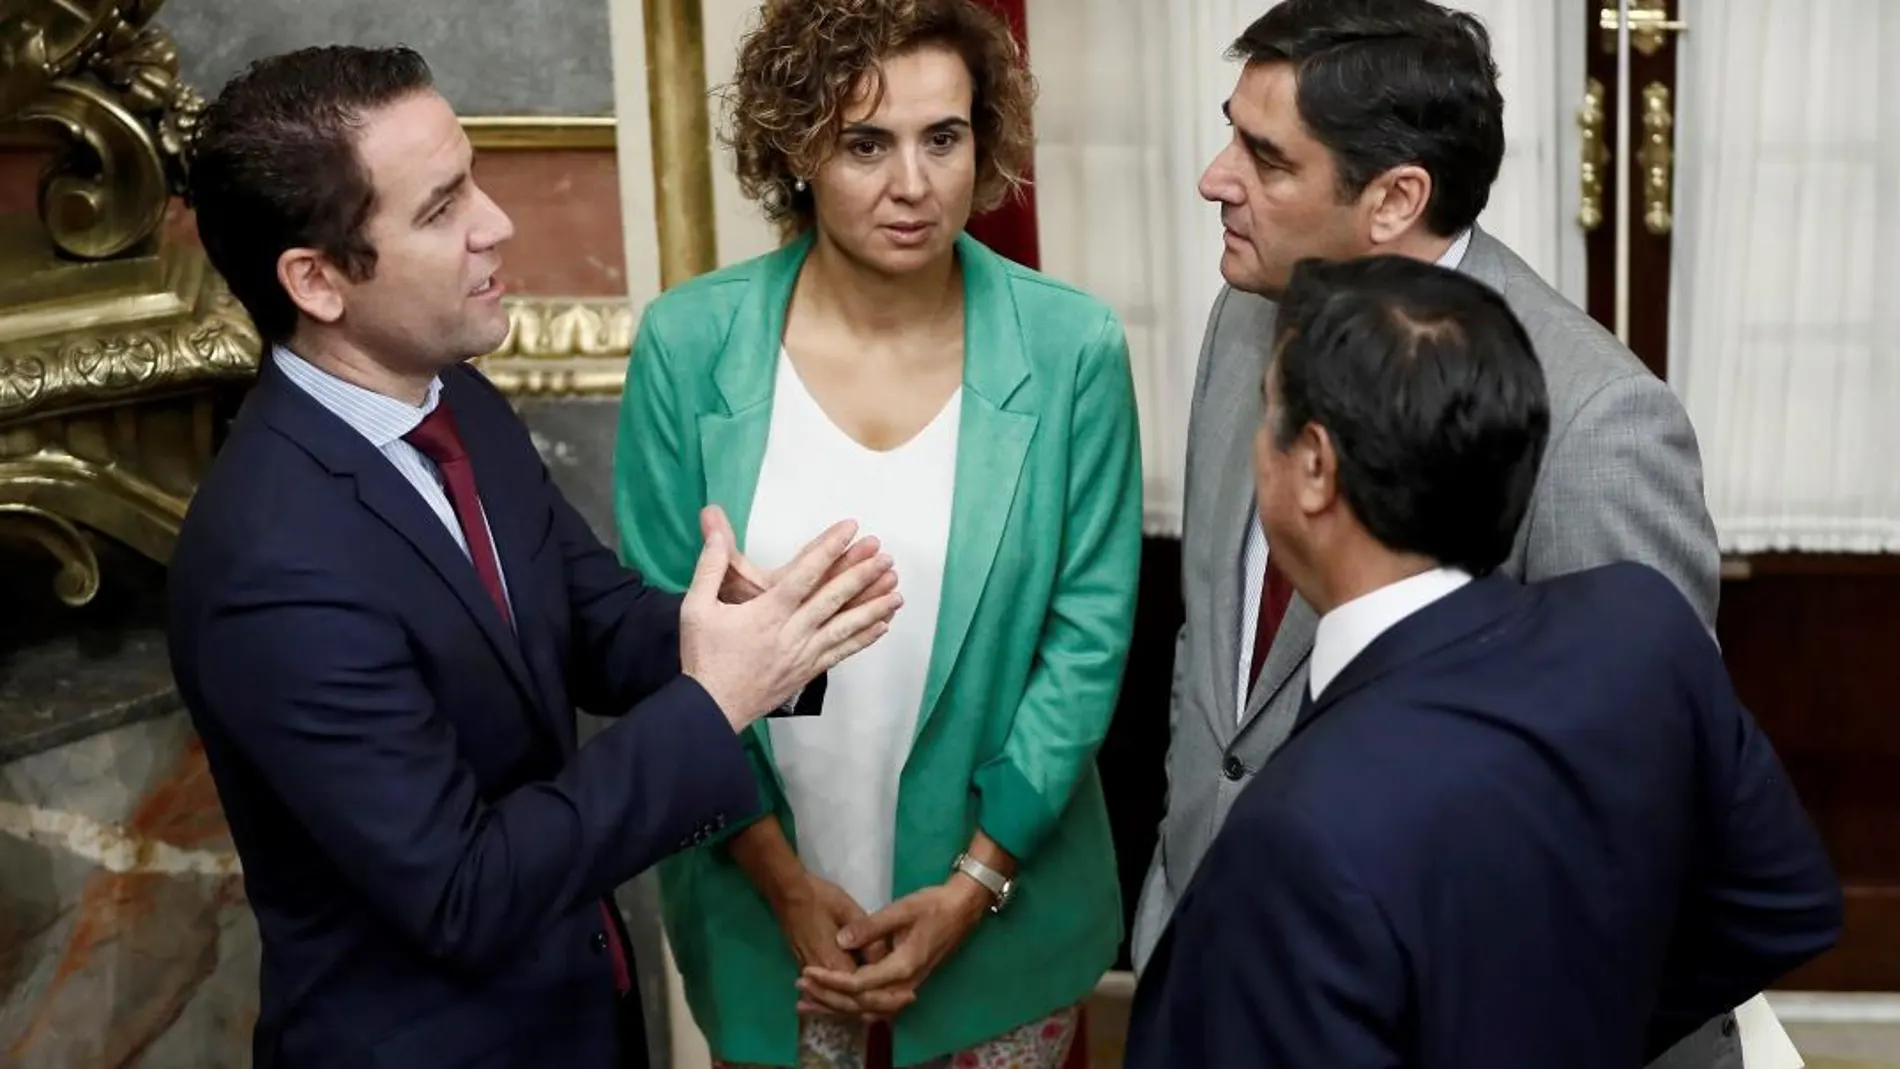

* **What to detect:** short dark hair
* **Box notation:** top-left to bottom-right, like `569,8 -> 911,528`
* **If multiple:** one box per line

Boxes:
1230,0 -> 1505,237
1271,255 -> 1548,574
187,46 -> 435,344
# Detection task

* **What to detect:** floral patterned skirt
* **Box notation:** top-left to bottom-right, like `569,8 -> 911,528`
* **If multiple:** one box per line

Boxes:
713,1005 -> 1080,1069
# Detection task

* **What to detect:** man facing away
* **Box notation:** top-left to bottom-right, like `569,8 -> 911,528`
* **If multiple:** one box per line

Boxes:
1125,255 -> 1842,1069
168,47 -> 900,1069
1136,0 -> 1738,1062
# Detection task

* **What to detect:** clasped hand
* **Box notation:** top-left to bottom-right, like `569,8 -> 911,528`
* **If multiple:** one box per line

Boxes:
793,877 -> 993,1021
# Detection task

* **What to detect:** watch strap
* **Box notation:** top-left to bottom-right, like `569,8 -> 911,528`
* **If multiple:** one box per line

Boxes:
952,852 -> 1012,911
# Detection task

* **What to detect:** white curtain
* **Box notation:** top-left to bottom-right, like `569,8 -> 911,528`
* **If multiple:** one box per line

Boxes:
1670,0 -> 1900,553
1026,0 -> 1248,537
1028,0 -> 1577,538
1459,0 -> 1585,301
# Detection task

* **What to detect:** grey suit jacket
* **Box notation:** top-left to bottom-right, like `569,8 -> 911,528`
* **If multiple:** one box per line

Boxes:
1134,228 -> 1733,1067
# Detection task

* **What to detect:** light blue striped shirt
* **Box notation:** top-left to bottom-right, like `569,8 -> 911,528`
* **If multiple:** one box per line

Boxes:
274,345 -> 512,613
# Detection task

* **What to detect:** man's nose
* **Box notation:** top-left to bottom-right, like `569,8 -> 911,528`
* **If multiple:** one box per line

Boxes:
470,186 -> 515,249
1199,147 -> 1241,204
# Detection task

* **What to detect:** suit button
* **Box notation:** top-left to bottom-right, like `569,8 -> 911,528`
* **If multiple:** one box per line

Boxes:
592,931 -> 608,953
1223,756 -> 1247,781
1721,1015 -> 1737,1038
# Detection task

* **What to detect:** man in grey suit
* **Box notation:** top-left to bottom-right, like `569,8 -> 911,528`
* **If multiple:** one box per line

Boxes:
1133,1 -> 1732,1065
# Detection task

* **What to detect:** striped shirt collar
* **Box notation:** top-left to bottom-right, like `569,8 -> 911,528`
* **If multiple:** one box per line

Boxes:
272,344 -> 441,449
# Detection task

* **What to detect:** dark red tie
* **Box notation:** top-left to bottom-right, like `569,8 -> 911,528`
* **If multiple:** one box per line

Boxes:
403,404 -> 633,997
404,406 -> 512,627
1247,556 -> 1296,694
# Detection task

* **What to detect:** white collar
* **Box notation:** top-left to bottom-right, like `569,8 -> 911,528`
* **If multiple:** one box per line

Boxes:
1438,228 -> 1473,269
1310,566 -> 1473,702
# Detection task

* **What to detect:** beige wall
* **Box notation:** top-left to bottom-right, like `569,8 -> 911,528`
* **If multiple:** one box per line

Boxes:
701,0 -> 786,270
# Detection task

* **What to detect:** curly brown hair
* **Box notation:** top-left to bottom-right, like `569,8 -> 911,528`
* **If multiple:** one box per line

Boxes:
721,0 -> 1036,234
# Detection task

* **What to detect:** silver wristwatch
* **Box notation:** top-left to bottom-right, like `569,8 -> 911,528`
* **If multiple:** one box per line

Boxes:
951,852 -> 1016,914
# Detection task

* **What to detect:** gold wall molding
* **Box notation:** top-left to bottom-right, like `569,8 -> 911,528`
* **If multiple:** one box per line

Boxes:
0,285 -> 634,419
0,395 -> 228,604
0,0 -> 204,259
0,225 -> 257,422
1,1 -> 256,607
644,0 -> 717,287
462,116 -> 616,151
0,3 -> 630,607
0,235 -> 260,606
475,297 -> 632,397
0,285 -> 631,609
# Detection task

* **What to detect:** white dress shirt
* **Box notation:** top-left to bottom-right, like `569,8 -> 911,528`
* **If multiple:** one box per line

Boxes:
1307,566 -> 1473,702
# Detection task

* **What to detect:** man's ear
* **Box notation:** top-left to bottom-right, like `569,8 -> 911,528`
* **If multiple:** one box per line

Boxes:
1364,163 -> 1433,247
1295,422 -> 1339,517
278,248 -> 346,326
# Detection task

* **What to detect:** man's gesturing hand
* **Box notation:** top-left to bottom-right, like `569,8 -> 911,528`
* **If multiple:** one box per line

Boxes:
701,507 -> 887,613
681,509 -> 900,731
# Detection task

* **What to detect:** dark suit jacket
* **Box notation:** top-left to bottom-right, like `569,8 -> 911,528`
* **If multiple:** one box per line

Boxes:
1126,564 -> 1842,1069
167,360 -> 760,1069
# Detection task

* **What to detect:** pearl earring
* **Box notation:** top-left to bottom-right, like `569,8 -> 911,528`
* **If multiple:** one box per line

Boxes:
793,177 -> 807,192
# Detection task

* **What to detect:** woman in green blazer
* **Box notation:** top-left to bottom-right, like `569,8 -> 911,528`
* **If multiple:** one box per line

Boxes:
612,2 -> 1140,1066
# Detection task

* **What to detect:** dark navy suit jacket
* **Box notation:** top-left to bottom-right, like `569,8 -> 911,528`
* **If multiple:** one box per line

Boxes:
167,360 -> 759,1069
1127,563 -> 1842,1069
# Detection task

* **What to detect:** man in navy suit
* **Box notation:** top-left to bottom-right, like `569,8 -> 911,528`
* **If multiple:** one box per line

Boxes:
1125,256 -> 1842,1068
168,47 -> 901,1069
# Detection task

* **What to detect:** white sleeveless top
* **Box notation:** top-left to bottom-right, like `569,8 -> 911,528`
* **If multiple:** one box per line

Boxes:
746,347 -> 961,912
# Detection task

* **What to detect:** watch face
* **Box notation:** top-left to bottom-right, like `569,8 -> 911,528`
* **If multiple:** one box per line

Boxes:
992,880 -> 1015,913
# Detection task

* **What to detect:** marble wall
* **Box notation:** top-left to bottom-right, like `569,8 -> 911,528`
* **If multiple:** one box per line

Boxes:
163,0 -> 614,117
0,420 -> 669,1068
0,3 -> 679,1062
0,712 -> 252,1068
0,716 -> 672,1069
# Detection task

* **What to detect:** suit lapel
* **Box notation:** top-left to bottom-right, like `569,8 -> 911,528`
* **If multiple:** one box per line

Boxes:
694,236 -> 813,775
254,365 -> 545,721
914,236 -> 1036,743
697,397 -> 776,768
1207,420 -> 1255,744
1285,574 -> 1527,746
701,235 -> 811,542
353,468 -> 540,710
694,236 -> 1035,753
1241,596 -> 1317,726
1204,296 -> 1286,743
449,371 -> 573,750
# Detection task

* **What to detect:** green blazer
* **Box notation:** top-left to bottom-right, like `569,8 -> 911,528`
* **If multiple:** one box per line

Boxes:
611,232 -> 1142,1066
